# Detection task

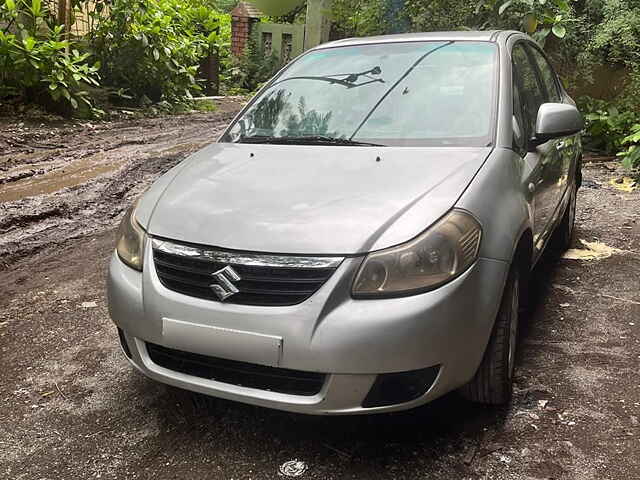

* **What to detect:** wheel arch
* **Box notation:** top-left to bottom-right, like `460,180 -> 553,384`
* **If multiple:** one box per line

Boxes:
511,227 -> 533,308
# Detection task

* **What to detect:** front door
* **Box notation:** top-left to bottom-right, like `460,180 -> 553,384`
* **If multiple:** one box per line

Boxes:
527,43 -> 578,225
512,42 -> 563,255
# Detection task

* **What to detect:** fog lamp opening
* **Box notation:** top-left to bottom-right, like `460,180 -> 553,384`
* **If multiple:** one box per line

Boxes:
362,365 -> 440,408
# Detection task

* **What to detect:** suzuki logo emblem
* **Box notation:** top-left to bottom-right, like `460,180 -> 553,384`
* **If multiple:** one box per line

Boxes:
210,266 -> 241,301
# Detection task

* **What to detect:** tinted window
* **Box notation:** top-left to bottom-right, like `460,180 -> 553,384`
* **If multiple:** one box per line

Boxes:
512,43 -> 545,136
223,41 -> 498,147
528,46 -> 561,103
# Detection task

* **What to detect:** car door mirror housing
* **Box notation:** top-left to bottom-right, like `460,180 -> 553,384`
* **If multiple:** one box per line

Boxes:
530,103 -> 583,149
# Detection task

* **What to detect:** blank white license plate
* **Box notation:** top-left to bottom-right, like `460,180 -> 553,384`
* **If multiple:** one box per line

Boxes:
161,317 -> 283,367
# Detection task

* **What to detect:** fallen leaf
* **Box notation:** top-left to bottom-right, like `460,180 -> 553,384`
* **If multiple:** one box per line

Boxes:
609,177 -> 637,193
279,460 -> 308,477
563,239 -> 622,260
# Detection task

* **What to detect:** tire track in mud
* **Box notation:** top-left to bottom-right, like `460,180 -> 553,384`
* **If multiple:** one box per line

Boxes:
0,100 -> 242,268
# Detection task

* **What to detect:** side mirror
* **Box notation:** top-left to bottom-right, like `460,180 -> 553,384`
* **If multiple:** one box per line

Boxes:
530,103 -> 583,148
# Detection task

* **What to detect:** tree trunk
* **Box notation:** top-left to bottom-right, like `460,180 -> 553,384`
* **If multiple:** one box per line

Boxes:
199,50 -> 220,96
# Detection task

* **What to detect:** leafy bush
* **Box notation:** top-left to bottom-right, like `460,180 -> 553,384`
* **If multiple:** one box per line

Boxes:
225,31 -> 280,94
404,0 -> 476,32
579,97 -> 640,154
0,0 -> 101,114
213,13 -> 235,93
618,124 -> 640,173
493,0 -> 572,44
588,0 -> 640,70
89,0 -> 223,103
211,0 -> 238,13
331,0 -> 396,37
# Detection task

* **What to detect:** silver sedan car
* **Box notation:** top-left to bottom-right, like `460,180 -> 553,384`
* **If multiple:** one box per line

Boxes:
108,30 -> 582,414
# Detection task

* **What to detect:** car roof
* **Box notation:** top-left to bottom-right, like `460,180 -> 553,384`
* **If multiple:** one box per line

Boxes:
315,31 -> 520,50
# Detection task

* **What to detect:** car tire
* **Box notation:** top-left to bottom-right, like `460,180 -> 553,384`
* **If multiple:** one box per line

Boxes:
551,182 -> 577,253
460,267 -> 519,405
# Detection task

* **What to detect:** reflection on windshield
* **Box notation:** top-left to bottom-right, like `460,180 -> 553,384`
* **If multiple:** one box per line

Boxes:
223,41 -> 498,148
240,91 -> 334,138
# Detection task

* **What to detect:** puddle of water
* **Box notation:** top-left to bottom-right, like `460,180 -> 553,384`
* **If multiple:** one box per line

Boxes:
0,154 -> 127,203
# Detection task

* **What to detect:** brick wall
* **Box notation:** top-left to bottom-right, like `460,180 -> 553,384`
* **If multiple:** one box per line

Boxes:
231,2 -> 262,57
232,16 -> 251,57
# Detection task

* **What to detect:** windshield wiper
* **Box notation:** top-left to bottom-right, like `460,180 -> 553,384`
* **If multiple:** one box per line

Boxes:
286,135 -> 385,146
270,66 -> 385,90
237,135 -> 385,147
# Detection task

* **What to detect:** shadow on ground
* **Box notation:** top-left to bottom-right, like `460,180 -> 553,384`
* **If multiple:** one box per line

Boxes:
132,246 -> 567,477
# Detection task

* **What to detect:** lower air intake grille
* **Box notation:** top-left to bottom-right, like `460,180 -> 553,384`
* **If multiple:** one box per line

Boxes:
152,238 -> 342,307
147,342 -> 325,396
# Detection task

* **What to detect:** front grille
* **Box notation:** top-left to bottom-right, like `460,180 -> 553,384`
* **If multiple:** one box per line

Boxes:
152,239 -> 341,306
146,342 -> 325,396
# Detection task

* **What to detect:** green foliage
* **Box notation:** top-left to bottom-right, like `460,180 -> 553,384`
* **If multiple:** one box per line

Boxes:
588,0 -> 640,69
404,0 -> 476,32
579,97 -> 640,154
211,0 -> 238,13
490,0 -> 573,45
617,124 -> 640,172
89,0 -> 223,103
1,0 -> 232,113
331,0 -> 397,37
0,0 -> 101,114
580,95 -> 640,178
226,31 -> 280,94
192,98 -> 218,112
214,13 -> 235,93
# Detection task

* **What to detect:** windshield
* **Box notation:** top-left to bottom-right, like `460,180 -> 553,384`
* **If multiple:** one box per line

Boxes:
221,41 -> 498,147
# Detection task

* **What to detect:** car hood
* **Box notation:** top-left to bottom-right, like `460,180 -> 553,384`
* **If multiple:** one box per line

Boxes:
142,143 -> 491,255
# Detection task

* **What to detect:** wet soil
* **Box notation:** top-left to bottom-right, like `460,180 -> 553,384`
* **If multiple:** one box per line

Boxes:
0,111 -> 639,480
0,98 -> 242,268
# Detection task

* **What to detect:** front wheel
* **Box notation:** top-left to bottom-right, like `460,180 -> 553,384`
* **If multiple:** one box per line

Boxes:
460,267 -> 520,405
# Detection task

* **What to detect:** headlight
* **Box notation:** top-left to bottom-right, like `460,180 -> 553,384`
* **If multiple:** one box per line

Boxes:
116,203 -> 146,271
352,210 -> 482,298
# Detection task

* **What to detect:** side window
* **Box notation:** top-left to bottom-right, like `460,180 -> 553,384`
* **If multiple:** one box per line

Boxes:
527,45 -> 561,103
512,43 -> 545,137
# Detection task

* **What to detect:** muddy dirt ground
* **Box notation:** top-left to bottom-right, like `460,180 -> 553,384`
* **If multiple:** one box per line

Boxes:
1,103 -> 639,480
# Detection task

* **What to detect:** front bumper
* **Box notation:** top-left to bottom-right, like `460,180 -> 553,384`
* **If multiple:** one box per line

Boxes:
107,241 -> 508,414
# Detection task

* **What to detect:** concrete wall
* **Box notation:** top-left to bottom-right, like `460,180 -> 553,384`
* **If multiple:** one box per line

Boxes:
255,23 -> 305,62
